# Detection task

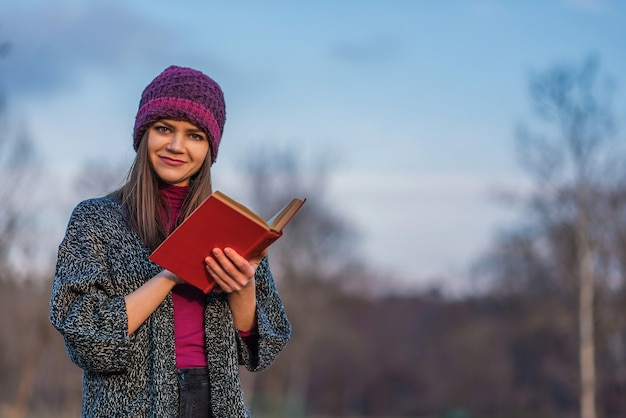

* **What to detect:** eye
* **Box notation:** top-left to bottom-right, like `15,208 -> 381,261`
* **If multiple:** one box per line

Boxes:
189,133 -> 205,141
154,125 -> 170,134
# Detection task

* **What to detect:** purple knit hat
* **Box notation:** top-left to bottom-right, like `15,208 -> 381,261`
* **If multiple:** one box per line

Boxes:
133,65 -> 226,164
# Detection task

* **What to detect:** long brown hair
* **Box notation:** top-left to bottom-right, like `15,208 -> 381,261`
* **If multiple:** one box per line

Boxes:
113,128 -> 213,251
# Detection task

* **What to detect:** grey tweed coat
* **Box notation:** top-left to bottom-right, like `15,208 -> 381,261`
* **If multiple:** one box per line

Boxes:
50,195 -> 291,417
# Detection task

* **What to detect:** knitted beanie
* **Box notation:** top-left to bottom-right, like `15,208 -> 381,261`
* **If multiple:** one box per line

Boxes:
133,65 -> 226,164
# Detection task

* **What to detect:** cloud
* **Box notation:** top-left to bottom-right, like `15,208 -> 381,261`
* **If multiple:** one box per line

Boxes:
561,0 -> 610,13
329,33 -> 401,66
465,0 -> 507,18
0,1 -> 182,97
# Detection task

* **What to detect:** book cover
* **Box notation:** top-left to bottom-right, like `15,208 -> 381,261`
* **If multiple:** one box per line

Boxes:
149,191 -> 306,293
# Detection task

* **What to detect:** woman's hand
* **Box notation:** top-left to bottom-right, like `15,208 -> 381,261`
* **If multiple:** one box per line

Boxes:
204,248 -> 265,294
205,247 -> 265,332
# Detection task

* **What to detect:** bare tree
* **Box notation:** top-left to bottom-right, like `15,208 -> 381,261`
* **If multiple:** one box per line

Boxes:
514,55 -> 618,418
0,39 -> 59,418
73,158 -> 127,199
236,144 -> 369,416
0,40 -> 41,279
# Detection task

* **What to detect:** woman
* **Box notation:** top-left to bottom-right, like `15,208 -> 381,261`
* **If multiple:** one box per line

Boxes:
50,65 -> 291,417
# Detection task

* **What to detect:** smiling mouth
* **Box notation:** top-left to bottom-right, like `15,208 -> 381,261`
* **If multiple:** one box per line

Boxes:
159,156 -> 185,166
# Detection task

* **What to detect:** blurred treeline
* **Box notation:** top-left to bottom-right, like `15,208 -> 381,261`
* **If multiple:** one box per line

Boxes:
2,55 -> 626,418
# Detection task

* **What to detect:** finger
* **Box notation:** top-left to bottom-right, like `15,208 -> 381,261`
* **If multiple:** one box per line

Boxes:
211,248 -> 254,289
205,251 -> 224,272
210,248 -> 245,281
204,252 -> 231,287
205,258 -> 235,293
223,248 -> 257,278
205,251 -> 247,292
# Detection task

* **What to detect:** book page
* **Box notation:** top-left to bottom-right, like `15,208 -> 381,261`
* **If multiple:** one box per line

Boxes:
212,191 -> 269,229
268,198 -> 306,232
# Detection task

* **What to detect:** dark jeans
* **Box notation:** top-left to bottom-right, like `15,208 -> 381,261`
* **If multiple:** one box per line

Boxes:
177,367 -> 212,418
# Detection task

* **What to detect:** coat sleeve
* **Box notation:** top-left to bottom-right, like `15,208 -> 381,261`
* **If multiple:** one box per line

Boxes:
49,201 -> 131,373
237,256 -> 291,372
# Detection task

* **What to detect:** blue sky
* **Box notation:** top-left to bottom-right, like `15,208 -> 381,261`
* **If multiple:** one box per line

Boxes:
1,0 -> 625,290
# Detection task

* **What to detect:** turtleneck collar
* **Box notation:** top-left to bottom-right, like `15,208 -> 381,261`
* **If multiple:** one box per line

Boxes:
159,184 -> 189,233
159,183 -> 189,211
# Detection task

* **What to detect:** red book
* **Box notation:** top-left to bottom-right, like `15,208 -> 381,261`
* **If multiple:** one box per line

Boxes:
149,190 -> 306,293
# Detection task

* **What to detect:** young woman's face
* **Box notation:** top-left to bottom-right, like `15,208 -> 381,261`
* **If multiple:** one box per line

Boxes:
147,119 -> 210,186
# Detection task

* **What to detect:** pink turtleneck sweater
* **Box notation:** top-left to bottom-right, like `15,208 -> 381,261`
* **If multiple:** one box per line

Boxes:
160,185 -> 207,369
160,185 -> 258,369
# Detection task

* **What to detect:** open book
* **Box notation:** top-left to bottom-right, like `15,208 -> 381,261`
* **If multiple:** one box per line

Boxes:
149,190 -> 306,293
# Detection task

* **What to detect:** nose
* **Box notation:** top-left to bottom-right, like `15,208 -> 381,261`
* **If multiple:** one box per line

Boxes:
165,132 -> 184,153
